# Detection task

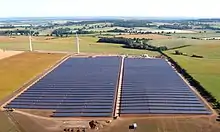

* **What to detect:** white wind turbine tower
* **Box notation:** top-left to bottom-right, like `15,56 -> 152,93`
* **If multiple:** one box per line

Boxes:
29,28 -> 34,52
29,30 -> 33,51
75,33 -> 80,54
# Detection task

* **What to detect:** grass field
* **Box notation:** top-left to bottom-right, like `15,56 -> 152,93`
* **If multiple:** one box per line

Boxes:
165,43 -> 220,100
0,52 -> 65,100
170,32 -> 220,39
0,36 -> 160,56
149,38 -> 220,49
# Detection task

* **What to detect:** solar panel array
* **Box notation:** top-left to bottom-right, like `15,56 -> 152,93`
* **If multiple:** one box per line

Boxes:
120,58 -> 211,115
5,56 -> 121,117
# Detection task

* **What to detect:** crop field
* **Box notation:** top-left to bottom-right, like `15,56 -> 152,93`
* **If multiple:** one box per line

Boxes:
0,36 -> 159,56
165,43 -> 220,100
86,27 -> 115,32
0,52 -> 65,100
117,34 -> 172,39
149,29 -> 196,33
134,27 -> 158,30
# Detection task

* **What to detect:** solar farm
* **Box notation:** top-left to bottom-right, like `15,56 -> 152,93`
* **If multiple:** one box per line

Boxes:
3,56 -> 211,118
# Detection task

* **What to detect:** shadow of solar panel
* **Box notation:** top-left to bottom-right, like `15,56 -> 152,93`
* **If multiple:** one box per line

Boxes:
120,58 -> 211,115
6,56 -> 121,117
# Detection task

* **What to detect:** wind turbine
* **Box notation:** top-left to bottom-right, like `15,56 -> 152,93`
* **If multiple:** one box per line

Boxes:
29,30 -> 33,52
75,33 -> 80,54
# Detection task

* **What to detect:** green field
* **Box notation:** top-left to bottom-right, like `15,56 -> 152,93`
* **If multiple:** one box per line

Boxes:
165,43 -> 220,100
169,32 -> 220,39
0,52 -> 65,100
149,38 -> 220,49
0,36 -> 159,56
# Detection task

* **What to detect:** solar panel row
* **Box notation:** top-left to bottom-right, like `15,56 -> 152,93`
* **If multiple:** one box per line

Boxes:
5,56 -> 121,117
120,58 -> 211,115
4,57 -> 211,117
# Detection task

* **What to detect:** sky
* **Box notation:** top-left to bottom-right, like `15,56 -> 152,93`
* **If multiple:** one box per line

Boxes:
0,0 -> 219,18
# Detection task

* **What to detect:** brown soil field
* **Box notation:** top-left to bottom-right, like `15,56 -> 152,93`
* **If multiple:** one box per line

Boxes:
102,116 -> 220,132
2,111 -> 220,132
117,34 -> 172,39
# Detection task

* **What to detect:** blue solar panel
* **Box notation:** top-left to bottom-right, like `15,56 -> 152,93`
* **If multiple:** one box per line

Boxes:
121,98 -> 199,101
51,113 -> 112,117
55,109 -> 113,113
18,94 -> 114,98
9,102 -> 114,106
120,58 -> 211,115
120,110 -> 211,115
120,103 -> 205,107
121,95 -> 197,98
5,56 -> 121,117
120,106 -> 208,111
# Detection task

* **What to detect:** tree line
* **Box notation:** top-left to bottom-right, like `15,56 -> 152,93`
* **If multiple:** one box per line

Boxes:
159,24 -> 192,30
97,37 -> 167,51
51,28 -> 96,37
0,25 -> 16,29
113,20 -> 153,27
0,30 -> 39,36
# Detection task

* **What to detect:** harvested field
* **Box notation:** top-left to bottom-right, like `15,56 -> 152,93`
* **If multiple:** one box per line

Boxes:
0,52 -> 66,100
117,34 -> 172,39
